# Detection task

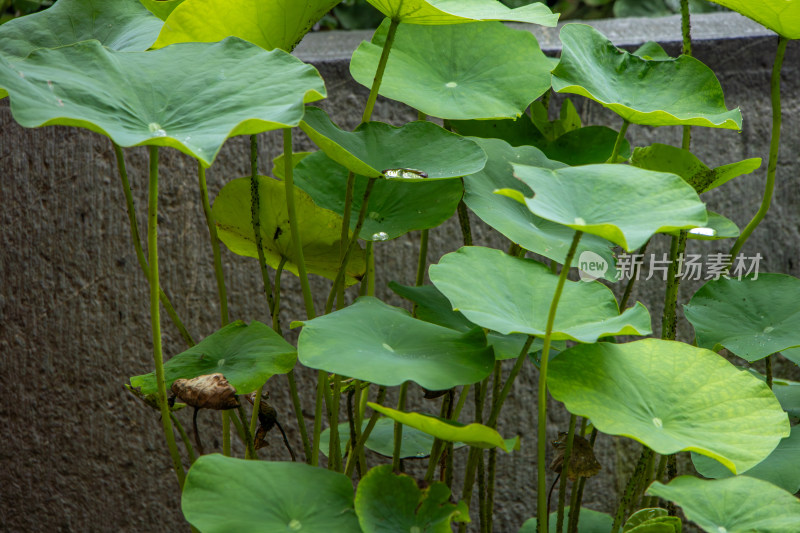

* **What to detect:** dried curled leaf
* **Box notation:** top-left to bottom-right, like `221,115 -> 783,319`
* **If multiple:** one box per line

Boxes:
170,373 -> 240,410
550,432 -> 602,481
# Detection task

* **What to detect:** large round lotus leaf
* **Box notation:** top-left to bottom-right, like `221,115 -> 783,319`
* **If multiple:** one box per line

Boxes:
369,403 -> 519,451
781,347 -> 800,366
647,476 -> 800,533
355,465 -> 468,533
551,24 -> 742,129
447,116 -> 547,148
299,107 -> 486,179
684,275 -> 800,362
366,0 -> 558,24
518,507 -> 612,532
140,0 -> 186,20
0,0 -> 162,61
213,176 -> 366,286
429,247 -> 652,342
350,20 -> 553,120
296,297 -> 494,389
462,137 -> 617,279
0,38 -> 325,167
129,321 -> 296,396
182,454 -> 360,533
705,0 -> 800,39
632,143 -> 761,194
153,0 -> 338,51
507,163 -> 708,251
548,339 -> 790,474
320,417 -> 464,459
692,425 -> 800,493
388,282 -> 565,360
292,151 -> 462,241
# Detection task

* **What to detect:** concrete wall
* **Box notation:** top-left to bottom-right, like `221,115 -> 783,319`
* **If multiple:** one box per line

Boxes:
1,12 -> 798,532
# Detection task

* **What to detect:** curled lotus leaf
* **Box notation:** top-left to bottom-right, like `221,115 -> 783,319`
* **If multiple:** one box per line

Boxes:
171,374 -> 241,410
551,24 -> 742,129
705,0 -> 800,39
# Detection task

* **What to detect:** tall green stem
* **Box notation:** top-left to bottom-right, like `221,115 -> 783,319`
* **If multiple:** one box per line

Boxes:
146,146 -> 185,487
611,447 -> 653,533
537,231 -> 583,533
113,144 -> 194,347
486,361 -> 503,533
337,171 -> 356,309
329,374 -> 343,471
283,128 -> 316,320
609,120 -> 630,163
556,414 -> 578,533
392,381 -> 409,471
325,178 -> 377,314
457,199 -> 473,247
362,19 -> 400,123
249,134 -> 276,320
662,231 -> 687,341
345,387 -> 387,476
730,36 -> 788,259
198,163 -> 229,327
170,412 -> 196,464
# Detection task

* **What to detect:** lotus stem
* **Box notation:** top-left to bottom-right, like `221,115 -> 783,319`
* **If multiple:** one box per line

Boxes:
249,134 -> 276,320
197,162 -> 229,327
611,447 -> 653,533
345,387 -> 387,477
729,36 -> 788,259
392,381 -> 409,471
537,231 -> 583,533
113,143 -> 194,347
362,18 -> 400,123
556,414 -> 578,533
146,146 -> 185,487
609,120 -> 629,163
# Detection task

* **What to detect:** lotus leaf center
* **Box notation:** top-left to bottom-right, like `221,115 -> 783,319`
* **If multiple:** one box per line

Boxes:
574,217 -> 586,226
288,519 -> 302,531
652,417 -> 663,429
217,359 -> 226,367
410,528 -> 422,533
445,82 -> 457,88
382,343 -> 395,352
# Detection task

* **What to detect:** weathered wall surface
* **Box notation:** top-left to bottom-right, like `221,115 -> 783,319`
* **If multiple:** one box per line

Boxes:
1,12 -> 798,532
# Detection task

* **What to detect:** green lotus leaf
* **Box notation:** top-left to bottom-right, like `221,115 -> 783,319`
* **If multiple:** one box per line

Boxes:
551,24 -> 742,129
647,476 -> 800,533
539,125 -> 632,165
507,163 -> 708,251
272,151 -> 314,180
782,347 -> 800,367
447,116 -> 547,148
706,0 -> 800,39
673,211 -> 739,241
355,465 -> 469,533
140,0 -> 186,20
684,274 -> 800,362
154,0 -> 339,51
350,20 -> 553,119
462,138 -> 618,278
518,507 -> 613,532
129,321 -> 296,396
450,118 -> 630,166
633,42 -> 671,60
429,247 -> 651,342
0,39 -> 325,167
369,403 -> 519,451
182,455 -> 360,533
366,0 -> 557,24
771,377 -> 800,418
389,282 -> 566,360
296,297 -> 495,389
0,0 -> 162,61
291,151 -> 462,241
692,424 -> 800,493
320,417 -> 465,459
299,107 -> 486,179
213,175 -> 366,286
548,339 -> 790,473
623,509 -> 676,533
632,143 -> 761,193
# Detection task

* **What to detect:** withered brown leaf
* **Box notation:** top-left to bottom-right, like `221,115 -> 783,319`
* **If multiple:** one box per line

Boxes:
549,432 -> 602,481
170,373 -> 240,410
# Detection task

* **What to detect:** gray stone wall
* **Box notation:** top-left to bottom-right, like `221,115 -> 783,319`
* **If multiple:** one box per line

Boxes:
1,12 -> 798,532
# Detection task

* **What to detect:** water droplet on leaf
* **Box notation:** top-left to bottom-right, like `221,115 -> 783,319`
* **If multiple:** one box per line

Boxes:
372,232 -> 389,241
